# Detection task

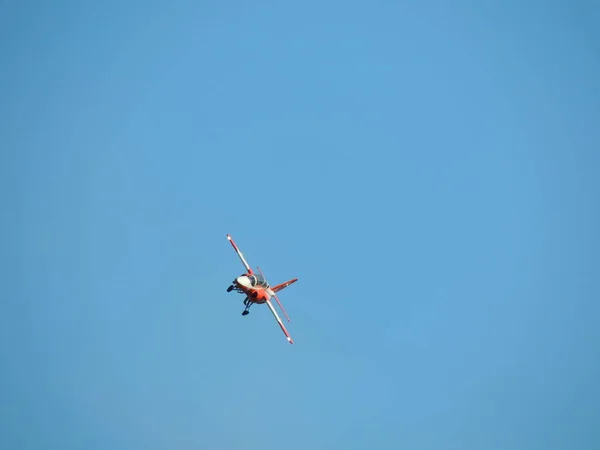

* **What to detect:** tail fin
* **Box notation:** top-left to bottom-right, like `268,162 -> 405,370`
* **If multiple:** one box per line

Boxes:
271,278 -> 298,293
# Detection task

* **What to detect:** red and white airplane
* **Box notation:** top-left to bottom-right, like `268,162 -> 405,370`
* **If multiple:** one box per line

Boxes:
225,234 -> 298,344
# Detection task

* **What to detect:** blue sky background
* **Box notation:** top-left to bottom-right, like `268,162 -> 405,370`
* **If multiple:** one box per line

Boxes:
2,1 -> 599,449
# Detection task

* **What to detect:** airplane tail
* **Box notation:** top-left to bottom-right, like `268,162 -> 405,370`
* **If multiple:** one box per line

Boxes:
271,278 -> 298,293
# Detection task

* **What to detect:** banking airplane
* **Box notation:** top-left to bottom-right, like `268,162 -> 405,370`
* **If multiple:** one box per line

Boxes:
225,234 -> 297,344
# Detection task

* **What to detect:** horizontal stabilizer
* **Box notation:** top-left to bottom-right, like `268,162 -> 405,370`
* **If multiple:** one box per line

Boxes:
271,278 -> 298,293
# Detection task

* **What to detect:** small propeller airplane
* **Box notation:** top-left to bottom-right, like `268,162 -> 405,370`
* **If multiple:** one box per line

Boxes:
225,234 -> 298,344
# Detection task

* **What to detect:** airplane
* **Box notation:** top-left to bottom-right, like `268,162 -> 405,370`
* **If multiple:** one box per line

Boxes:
225,234 -> 298,344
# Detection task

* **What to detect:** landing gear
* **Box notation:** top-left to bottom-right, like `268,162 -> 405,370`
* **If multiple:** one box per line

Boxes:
226,282 -> 252,316
242,298 -> 252,316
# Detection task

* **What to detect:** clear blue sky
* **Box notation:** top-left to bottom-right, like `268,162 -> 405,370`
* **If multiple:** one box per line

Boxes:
2,1 -> 599,449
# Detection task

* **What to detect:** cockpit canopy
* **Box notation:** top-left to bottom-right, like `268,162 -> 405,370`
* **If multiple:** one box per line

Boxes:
241,273 -> 269,288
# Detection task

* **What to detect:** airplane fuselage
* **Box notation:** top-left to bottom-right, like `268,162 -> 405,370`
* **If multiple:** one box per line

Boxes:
234,274 -> 270,304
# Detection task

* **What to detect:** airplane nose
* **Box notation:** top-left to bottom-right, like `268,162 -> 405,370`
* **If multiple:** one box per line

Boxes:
236,276 -> 250,288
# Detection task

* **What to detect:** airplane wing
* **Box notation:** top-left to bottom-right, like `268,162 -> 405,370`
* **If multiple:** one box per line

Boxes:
271,291 -> 291,322
226,234 -> 253,274
265,299 -> 294,344
257,267 -> 292,323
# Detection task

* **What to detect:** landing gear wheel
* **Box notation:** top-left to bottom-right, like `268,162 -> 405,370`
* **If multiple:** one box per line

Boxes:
242,311 -> 249,316
227,285 -> 234,292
